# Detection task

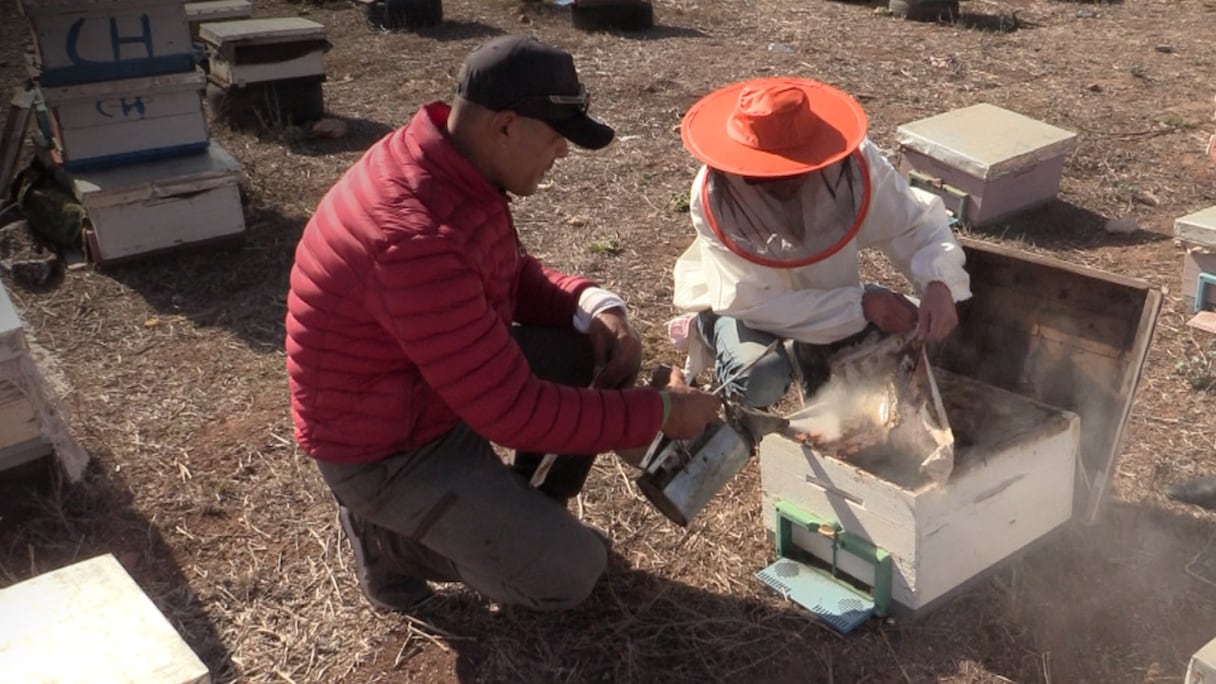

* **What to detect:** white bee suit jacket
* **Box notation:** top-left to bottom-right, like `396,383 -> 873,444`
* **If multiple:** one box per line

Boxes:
673,139 -> 973,347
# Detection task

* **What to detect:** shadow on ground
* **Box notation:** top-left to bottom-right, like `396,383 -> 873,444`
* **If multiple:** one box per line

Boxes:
89,196 -> 305,353
961,198 -> 1173,251
346,498 -> 1216,684
0,456 -> 238,681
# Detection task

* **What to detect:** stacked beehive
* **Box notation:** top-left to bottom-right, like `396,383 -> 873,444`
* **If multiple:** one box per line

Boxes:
199,17 -> 329,130
0,280 -> 87,481
17,0 -> 245,265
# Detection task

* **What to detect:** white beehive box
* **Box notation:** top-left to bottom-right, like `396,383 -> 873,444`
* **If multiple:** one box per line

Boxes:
19,0 -> 196,87
1175,205 -> 1216,249
0,284 -> 50,472
758,239 -> 1160,615
761,371 -> 1080,612
185,0 -> 253,38
896,104 -> 1078,226
67,141 -> 245,264
40,68 -> 208,171
0,554 -> 210,684
199,18 -> 328,88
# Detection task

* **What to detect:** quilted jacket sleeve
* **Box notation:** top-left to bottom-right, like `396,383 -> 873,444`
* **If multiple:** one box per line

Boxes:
513,254 -> 595,327
363,235 -> 662,453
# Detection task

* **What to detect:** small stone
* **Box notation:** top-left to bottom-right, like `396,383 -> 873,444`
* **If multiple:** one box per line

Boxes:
517,12 -> 531,24
1155,45 -> 1173,54
567,216 -> 587,227
309,118 -> 348,140
1086,83 -> 1103,92
1104,217 -> 1139,235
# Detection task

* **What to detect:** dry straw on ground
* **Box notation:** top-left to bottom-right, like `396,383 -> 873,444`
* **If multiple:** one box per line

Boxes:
2,0 -> 1216,682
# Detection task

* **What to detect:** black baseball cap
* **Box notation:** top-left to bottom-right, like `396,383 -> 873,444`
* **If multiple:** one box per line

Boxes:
456,35 -> 615,150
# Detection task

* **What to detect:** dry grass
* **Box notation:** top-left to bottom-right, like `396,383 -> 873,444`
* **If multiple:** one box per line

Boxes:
2,0 -> 1216,682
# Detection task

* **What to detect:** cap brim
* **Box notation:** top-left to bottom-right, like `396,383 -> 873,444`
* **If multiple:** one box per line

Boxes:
681,78 -> 867,177
548,113 -> 615,150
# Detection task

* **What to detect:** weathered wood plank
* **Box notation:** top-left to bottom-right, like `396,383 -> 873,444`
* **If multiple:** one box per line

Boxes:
931,238 -> 1160,521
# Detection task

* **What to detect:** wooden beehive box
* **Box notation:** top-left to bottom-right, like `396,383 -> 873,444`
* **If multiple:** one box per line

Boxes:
758,239 -> 1161,615
896,104 -> 1078,227
199,17 -> 328,88
66,141 -> 245,264
185,0 -> 253,38
19,0 -> 196,87
39,68 -> 209,171
761,371 -> 1080,613
0,554 -> 210,684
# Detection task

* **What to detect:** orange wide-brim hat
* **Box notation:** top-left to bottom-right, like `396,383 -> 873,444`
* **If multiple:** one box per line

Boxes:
680,77 -> 868,178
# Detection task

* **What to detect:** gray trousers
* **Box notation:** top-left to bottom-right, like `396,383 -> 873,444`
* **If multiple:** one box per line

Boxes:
316,326 -> 607,611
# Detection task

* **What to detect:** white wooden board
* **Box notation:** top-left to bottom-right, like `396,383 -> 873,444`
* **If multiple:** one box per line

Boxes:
0,278 -> 24,364
198,17 -> 327,46
0,554 -> 210,684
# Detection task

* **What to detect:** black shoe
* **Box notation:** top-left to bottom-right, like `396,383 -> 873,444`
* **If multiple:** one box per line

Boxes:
338,506 -> 433,612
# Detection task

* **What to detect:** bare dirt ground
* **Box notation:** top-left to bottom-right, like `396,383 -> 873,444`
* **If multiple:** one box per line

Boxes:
2,0 -> 1216,682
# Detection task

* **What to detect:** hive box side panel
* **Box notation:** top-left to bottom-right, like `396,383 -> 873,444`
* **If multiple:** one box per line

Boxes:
0,380 -> 43,449
912,420 -> 1079,609
26,4 -> 195,86
899,151 -> 1066,227
86,182 -> 244,262
0,554 -> 210,684
759,437 -> 924,608
0,284 -> 26,364
1182,251 -> 1216,311
209,52 -> 326,87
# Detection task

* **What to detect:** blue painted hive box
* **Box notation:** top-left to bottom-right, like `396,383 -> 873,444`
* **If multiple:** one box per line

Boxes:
20,0 -> 195,87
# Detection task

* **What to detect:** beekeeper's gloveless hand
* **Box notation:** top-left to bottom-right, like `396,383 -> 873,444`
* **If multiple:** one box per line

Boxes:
915,281 -> 959,343
660,367 -> 722,440
588,307 -> 643,389
862,287 -> 918,334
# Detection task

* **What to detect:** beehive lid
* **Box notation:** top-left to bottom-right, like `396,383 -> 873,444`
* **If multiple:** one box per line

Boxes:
0,554 -> 210,684
185,0 -> 253,21
1174,205 -> 1216,248
68,143 -> 241,209
896,103 -> 1078,181
929,238 -> 1161,523
198,17 -> 326,47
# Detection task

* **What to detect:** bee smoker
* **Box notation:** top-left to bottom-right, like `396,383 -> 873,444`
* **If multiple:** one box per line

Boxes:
636,402 -> 790,527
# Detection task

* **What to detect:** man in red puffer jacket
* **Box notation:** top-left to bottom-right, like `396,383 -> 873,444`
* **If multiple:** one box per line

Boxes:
285,35 -> 721,613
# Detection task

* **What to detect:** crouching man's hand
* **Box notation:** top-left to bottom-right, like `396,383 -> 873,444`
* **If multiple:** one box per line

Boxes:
660,367 -> 722,440
589,307 -> 642,389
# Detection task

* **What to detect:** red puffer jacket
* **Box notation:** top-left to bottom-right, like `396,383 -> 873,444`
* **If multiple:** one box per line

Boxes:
286,102 -> 663,463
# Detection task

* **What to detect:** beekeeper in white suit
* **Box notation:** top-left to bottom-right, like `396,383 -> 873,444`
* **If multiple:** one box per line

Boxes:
671,76 -> 973,407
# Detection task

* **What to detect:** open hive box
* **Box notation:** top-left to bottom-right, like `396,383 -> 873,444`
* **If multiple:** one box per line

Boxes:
757,239 -> 1161,621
